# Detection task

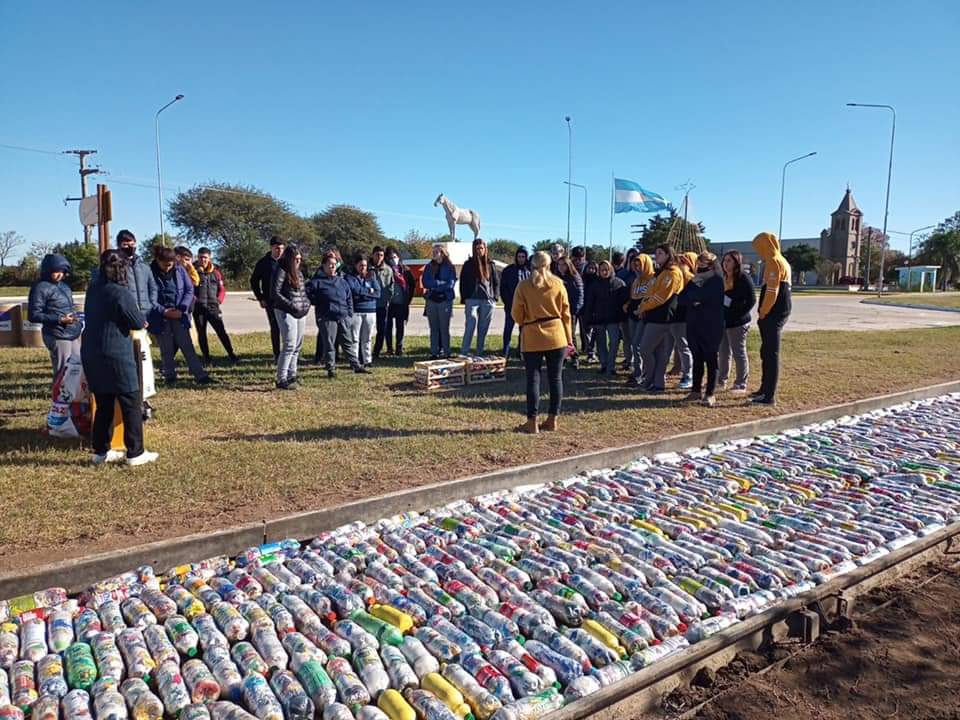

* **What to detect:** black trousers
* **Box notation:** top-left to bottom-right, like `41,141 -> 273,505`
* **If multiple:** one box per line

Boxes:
92,391 -> 145,458
194,305 -> 235,360
758,313 -> 789,400
386,305 -> 406,353
691,347 -> 719,396
579,315 -> 595,355
265,307 -> 280,360
373,306 -> 389,358
523,348 -> 565,419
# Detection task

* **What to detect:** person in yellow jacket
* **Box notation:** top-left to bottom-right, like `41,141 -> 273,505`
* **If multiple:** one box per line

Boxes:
623,253 -> 655,385
635,244 -> 685,392
751,231 -> 792,405
666,250 -> 698,388
511,251 -> 573,434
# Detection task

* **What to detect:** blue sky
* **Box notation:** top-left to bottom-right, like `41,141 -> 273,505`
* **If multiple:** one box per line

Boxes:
2,1 -> 957,259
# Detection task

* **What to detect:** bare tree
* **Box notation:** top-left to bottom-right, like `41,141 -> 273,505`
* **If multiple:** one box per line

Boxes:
0,231 -> 24,267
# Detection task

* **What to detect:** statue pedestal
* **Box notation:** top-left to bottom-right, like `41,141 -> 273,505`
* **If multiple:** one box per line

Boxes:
436,242 -> 473,265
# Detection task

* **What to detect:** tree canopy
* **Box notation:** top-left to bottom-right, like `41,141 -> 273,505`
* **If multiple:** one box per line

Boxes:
783,243 -> 820,283
309,205 -> 387,262
916,211 -> 960,289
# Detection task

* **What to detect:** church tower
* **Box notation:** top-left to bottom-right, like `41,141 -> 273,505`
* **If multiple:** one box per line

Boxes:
820,188 -> 863,277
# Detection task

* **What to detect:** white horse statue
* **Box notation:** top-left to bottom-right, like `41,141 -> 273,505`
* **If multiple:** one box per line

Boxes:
434,193 -> 481,242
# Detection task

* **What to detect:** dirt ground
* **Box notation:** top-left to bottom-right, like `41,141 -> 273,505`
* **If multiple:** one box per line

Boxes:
648,557 -> 960,720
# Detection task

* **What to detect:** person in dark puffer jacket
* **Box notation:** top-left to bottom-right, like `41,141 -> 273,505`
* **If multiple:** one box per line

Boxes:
271,244 -> 310,389
553,256 -> 584,368
28,253 -> 82,379
581,260 -> 626,375
193,247 -> 238,364
307,251 -> 362,378
343,252 -> 379,370
149,246 -> 211,386
498,245 -> 530,358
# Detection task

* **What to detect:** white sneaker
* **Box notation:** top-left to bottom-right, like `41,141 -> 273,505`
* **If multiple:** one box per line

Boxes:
126,451 -> 159,467
91,450 -> 126,465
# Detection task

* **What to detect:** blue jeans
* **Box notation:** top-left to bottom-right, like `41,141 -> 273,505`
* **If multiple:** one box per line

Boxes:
274,310 -> 305,383
462,299 -> 495,356
593,323 -> 621,374
426,299 -> 453,357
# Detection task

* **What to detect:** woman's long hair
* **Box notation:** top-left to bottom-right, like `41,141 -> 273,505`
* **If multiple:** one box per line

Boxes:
431,244 -> 452,270
472,238 -> 489,281
100,250 -> 128,286
655,243 -> 678,271
555,256 -> 581,282
722,250 -> 743,278
280,245 -> 303,288
530,250 -> 554,290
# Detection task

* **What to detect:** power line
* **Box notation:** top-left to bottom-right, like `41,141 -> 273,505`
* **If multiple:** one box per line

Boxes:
0,142 -> 74,158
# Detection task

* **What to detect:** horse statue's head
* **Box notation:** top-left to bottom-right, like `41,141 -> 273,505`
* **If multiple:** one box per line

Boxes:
434,193 -> 445,208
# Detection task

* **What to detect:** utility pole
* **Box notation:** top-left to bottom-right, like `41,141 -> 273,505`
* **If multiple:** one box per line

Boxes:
62,149 -> 103,245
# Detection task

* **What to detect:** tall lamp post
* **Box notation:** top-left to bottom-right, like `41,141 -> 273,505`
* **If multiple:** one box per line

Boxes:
847,103 -> 895,296
778,152 -> 816,242
564,116 -> 573,248
564,181 -> 587,247
906,224 -> 936,262
156,94 -> 185,245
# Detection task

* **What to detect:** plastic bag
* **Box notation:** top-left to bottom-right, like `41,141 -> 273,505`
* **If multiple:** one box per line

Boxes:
47,357 -> 91,438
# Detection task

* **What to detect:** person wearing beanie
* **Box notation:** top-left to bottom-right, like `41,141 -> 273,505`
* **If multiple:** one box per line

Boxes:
668,250 -> 698,389
751,231 -> 792,405
459,238 -> 500,356
678,251 -> 725,406
28,253 -> 82,379
718,250 -> 755,393
511,251 -> 573,434
624,253 -> 655,385
250,235 -> 286,361
499,245 -> 531,358
635,244 -> 685,392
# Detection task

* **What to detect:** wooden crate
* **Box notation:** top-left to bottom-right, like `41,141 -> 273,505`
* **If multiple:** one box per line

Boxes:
462,355 -> 507,385
414,359 -> 466,391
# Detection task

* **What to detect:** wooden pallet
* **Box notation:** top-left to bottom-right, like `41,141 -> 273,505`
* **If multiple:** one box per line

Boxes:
413,359 -> 467,391
462,355 -> 507,385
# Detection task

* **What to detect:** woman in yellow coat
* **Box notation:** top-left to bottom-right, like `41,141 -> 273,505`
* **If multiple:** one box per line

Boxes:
511,251 -> 573,434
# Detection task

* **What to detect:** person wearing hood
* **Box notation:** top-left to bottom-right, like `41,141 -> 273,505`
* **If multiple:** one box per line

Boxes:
581,260 -> 627,375
193,247 -> 239,364
678,251 -> 725,406
344,252 -> 380,369
149,246 -> 212,387
459,237 -> 500,356
307,251 -> 362,378
499,245 -> 531,358
623,253 -> 656,385
385,248 -> 416,356
28,253 -> 82,378
580,260 -> 599,362
751,231 -> 792,405
668,251 -> 698,389
635,244 -> 685,392
250,235 -> 286,362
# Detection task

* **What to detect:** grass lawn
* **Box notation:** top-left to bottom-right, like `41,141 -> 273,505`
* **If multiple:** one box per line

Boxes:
1,326 -> 959,572
872,292 -> 960,309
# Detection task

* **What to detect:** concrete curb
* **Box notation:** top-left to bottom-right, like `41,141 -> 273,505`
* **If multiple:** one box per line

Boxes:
861,298 -> 960,313
1,380 -> 959,598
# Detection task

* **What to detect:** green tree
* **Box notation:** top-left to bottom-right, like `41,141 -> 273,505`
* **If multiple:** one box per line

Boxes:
54,241 -> 100,289
401,229 -> 450,259
633,210 -> 708,252
917,211 -> 960,289
859,226 -> 888,286
309,205 -> 387,261
782,243 -> 820,284
487,239 -> 520,263
140,233 -> 180,263
168,183 -> 316,280
533,238 -> 565,253
883,250 -> 909,283
0,231 -> 24,267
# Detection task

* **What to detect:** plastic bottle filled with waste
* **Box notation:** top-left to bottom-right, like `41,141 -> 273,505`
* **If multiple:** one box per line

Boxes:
155,662 -> 191,717
399,635 -> 440,679
194,615 -> 231,654
119,678 -> 164,720
0,623 -> 19,668
31,693 -> 59,720
120,599 -> 157,629
98,602 -> 128,635
250,626 -> 288,673
408,682 -> 470,720
116,629 -> 155,682
563,675 -> 601,701
293,659 -> 336,710
325,657 -> 370,708
90,633 -> 124,683
92,678 -> 128,720
241,672 -> 284,720
210,602 -> 250,643
459,653 -> 514,705
46,609 -> 75,653
353,646 -> 390,699
485,650 -> 542,698
268,670 -> 315,720
321,702 -> 355,720
521,642 -> 582,687
439,664 -> 501,720
11,660 -> 38,709
181,659 -> 221,703
63,642 -> 98,690
230,642 -> 270,678
378,688 -> 417,720
38,652 -> 69,697
163,615 -> 200,658
497,639 -> 557,689
412,627 -> 460,664
61,689 -> 93,720
20,619 -> 47,662
380,645 -> 419,691
142,624 -> 179,667
181,704 -> 212,720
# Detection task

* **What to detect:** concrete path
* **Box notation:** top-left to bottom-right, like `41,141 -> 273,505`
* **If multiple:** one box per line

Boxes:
215,292 -> 960,337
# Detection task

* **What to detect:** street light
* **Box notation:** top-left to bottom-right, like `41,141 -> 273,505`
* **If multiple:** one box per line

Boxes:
565,117 -> 572,248
906,224 -> 936,261
564,181 -> 587,246
847,103 -> 895,296
156,94 -> 185,245
778,152 -> 816,242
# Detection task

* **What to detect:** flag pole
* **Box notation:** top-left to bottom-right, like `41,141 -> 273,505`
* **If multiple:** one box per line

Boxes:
608,172 -> 615,262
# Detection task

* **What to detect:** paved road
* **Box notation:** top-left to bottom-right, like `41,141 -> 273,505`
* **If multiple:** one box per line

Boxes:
215,293 -> 960,337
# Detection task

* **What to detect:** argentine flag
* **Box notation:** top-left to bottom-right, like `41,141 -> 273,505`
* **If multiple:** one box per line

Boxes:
614,178 -> 670,214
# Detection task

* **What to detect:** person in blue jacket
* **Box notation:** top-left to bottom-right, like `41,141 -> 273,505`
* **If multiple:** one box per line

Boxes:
421,244 -> 457,359
149,245 -> 212,386
499,245 -> 530,358
344,252 -> 380,369
678,251 -> 726,407
81,250 -> 157,466
307,251 -> 363,377
28,253 -> 82,379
